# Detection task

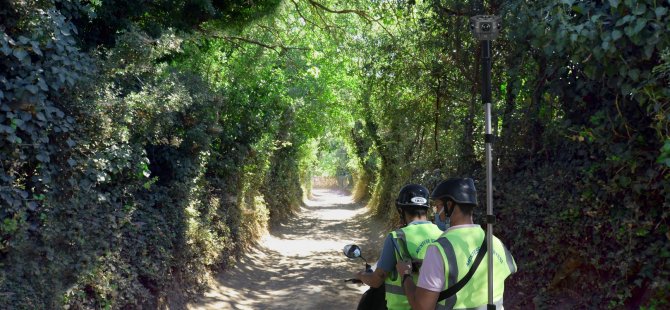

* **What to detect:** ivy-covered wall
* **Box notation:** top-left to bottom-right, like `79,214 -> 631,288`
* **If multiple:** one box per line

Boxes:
0,1 -> 299,308
349,0 -> 670,307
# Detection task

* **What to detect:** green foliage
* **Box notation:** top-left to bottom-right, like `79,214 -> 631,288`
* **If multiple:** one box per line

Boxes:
2,0 -> 365,307
2,0 -> 668,308
490,0 -> 670,306
0,0 -> 304,308
310,134 -> 351,177
303,0 -> 670,306
71,0 -> 283,47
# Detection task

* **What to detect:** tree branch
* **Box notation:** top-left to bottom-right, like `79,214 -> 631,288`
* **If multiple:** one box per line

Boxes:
439,7 -> 469,17
306,0 -> 373,20
214,35 -> 309,52
290,0 -> 328,32
305,0 -> 396,40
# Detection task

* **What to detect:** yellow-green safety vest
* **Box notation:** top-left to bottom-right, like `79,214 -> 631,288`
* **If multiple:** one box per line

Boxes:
434,226 -> 517,310
385,223 -> 444,310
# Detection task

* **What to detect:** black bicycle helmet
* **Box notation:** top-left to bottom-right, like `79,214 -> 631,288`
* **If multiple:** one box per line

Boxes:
431,178 -> 478,206
396,184 -> 430,208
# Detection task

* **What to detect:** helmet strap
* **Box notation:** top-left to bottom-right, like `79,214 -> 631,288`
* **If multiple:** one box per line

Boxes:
398,207 -> 408,227
445,201 -> 455,218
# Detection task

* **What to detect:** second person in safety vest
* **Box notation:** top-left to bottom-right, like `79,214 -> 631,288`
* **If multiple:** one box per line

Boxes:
355,184 -> 444,310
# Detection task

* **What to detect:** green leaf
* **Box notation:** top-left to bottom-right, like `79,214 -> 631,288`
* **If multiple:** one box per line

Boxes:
609,0 -> 620,8
632,3 -> 647,15
618,176 -> 631,186
584,64 -> 597,78
624,18 -> 647,37
27,201 -> 38,211
0,43 -> 11,56
2,218 -> 18,234
656,7 -> 668,18
601,40 -> 610,51
570,33 -> 578,42
658,140 -> 670,167
30,41 -> 42,56
26,84 -> 39,94
635,228 -> 649,237
36,153 -> 50,162
616,15 -> 633,26
611,30 -> 622,41
662,140 -> 670,152
37,79 -> 48,91
12,48 -> 28,61
19,111 -> 31,121
644,44 -> 654,59
0,125 -> 15,134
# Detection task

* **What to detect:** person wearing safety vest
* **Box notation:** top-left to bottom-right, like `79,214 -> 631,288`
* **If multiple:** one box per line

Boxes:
396,178 -> 517,310
355,184 -> 444,309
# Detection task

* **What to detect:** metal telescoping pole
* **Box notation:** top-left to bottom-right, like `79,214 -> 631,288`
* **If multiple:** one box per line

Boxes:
470,15 -> 500,309
481,39 -> 495,310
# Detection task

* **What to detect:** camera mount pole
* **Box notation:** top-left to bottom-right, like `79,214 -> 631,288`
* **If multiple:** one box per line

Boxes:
469,14 -> 500,310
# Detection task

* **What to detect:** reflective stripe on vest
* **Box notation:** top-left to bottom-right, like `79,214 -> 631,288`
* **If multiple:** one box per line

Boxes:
436,237 -> 458,309
433,227 -> 516,309
384,223 -> 444,310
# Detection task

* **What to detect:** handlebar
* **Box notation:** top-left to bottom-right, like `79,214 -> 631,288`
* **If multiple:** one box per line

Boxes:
345,263 -> 373,284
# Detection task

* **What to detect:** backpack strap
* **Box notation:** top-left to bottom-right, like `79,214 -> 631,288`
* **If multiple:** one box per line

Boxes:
393,228 -> 428,273
436,233 -> 488,302
391,228 -> 412,262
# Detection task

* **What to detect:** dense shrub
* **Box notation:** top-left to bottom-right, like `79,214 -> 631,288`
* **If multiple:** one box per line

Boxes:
349,0 -> 669,306
1,1 -> 302,308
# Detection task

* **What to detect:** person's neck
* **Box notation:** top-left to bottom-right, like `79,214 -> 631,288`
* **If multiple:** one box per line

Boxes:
405,216 -> 427,224
449,209 -> 474,227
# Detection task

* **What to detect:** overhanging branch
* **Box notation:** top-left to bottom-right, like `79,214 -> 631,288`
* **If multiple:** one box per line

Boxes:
306,0 -> 373,21
304,0 -> 395,40
214,35 -> 309,52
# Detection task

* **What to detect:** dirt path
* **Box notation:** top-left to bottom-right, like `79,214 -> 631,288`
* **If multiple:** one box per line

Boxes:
188,188 -> 387,310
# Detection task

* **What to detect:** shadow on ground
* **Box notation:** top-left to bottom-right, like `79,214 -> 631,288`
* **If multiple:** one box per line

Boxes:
188,188 -> 386,310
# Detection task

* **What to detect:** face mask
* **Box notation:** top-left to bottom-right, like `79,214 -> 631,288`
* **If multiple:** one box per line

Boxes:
434,208 -> 449,231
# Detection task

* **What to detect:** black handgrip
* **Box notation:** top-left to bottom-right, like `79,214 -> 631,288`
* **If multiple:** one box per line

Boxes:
344,278 -> 362,283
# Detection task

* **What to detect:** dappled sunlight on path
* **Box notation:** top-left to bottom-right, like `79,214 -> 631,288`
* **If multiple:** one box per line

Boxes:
187,189 -> 386,310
